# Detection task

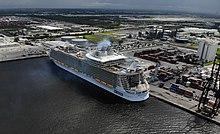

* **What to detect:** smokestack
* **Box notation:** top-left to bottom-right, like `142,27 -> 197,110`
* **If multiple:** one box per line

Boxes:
97,39 -> 111,49
107,46 -> 114,55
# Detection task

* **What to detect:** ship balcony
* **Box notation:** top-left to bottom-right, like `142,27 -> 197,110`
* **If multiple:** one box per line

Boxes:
120,74 -> 149,94
132,82 -> 149,92
106,65 -> 144,75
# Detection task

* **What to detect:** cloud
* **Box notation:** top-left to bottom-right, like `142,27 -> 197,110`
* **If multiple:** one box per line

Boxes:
0,0 -> 219,14
92,2 -> 113,7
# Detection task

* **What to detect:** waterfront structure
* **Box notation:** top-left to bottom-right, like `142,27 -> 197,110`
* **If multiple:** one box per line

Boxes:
49,43 -> 150,101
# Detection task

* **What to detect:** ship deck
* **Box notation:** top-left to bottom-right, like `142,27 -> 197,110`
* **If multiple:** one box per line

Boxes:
54,47 -> 145,76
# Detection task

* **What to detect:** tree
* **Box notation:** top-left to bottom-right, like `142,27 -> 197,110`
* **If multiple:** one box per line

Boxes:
118,40 -> 123,45
128,34 -> 132,38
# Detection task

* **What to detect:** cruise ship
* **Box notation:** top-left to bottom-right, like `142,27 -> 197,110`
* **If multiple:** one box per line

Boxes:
49,43 -> 150,101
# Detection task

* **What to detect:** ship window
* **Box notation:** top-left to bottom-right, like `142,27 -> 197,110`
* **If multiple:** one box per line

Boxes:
128,74 -> 144,87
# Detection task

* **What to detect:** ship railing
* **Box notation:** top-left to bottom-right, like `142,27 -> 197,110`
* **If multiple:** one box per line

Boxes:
125,89 -> 144,94
119,76 -> 130,90
125,82 -> 149,94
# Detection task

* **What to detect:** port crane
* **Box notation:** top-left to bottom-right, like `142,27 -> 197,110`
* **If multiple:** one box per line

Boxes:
152,62 -> 160,81
198,55 -> 220,117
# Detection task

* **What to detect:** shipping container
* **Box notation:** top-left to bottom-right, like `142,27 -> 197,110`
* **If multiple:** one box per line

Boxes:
148,65 -> 155,70
182,75 -> 189,82
170,83 -> 179,93
197,85 -> 205,91
176,88 -> 185,95
184,90 -> 193,98
190,82 -> 199,89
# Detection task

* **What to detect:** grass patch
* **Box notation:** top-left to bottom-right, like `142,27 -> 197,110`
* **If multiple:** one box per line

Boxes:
203,49 -> 220,66
84,35 -> 102,43
99,31 -> 119,36
187,43 -> 199,50
215,34 -> 220,38
84,31 -> 120,43
217,48 -> 220,55
170,43 -> 199,50
204,59 -> 220,66
204,61 -> 214,66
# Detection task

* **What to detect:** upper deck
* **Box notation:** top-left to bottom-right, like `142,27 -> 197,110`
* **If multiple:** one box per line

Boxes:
50,42 -> 149,92
86,53 -> 126,63
52,45 -> 146,76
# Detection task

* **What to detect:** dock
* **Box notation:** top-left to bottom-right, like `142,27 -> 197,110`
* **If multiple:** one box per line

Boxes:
150,85 -> 220,125
0,45 -> 48,63
0,54 -> 48,63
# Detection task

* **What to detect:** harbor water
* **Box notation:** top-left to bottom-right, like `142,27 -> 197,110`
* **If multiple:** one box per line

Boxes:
0,57 -> 220,134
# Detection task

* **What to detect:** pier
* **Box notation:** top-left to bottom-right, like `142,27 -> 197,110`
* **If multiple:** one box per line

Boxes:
150,85 -> 220,125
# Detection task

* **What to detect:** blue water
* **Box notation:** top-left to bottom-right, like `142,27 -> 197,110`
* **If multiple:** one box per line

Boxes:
0,57 -> 220,134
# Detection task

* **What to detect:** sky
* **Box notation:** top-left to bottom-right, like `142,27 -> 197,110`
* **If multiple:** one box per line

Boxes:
0,0 -> 219,14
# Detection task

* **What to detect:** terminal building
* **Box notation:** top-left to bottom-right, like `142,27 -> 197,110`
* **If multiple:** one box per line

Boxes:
35,25 -> 63,33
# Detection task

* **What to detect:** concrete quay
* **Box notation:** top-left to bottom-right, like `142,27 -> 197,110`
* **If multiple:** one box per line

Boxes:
0,54 -> 48,63
0,45 -> 48,62
150,85 -> 220,125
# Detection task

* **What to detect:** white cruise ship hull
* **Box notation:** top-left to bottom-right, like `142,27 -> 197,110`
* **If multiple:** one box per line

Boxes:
52,59 -> 149,102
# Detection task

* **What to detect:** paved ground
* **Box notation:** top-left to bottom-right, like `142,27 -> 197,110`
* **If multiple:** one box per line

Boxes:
149,84 -> 220,125
0,45 -> 47,62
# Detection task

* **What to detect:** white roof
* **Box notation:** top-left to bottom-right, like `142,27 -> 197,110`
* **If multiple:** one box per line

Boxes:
61,36 -> 76,39
181,27 -> 219,35
72,39 -> 88,42
44,41 -> 72,47
36,25 -> 63,30
86,53 -> 126,63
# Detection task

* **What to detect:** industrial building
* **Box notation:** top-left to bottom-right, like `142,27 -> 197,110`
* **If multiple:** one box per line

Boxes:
43,38 -> 90,49
196,40 -> 218,62
0,35 -> 19,48
36,25 -> 63,32
71,38 -> 89,46
70,26 -> 82,32
175,37 -> 189,43
61,36 -> 76,43
43,41 -> 73,48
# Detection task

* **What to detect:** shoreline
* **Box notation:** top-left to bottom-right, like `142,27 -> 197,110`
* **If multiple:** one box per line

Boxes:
0,54 -> 48,63
1,56 -> 220,125
149,85 -> 220,125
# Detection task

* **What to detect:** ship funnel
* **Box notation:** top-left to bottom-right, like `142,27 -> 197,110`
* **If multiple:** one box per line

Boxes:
97,39 -> 111,50
95,51 -> 101,57
107,46 -> 114,55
